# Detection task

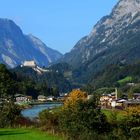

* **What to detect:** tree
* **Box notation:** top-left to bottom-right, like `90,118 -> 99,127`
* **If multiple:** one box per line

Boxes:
63,89 -> 87,110
0,100 -> 21,127
59,96 -> 110,139
38,82 -> 48,96
52,86 -> 59,97
117,88 -> 123,99
128,88 -> 133,100
0,64 -> 16,98
39,109 -> 60,133
120,106 -> 140,138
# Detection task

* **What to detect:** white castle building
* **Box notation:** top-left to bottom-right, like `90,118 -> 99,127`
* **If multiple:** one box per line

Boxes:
22,60 -> 37,68
21,60 -> 50,74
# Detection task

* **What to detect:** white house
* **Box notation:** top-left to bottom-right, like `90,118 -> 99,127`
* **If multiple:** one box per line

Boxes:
38,95 -> 47,102
47,96 -> 54,101
15,94 -> 28,103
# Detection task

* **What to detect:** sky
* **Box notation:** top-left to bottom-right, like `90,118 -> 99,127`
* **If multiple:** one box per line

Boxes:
0,0 -> 118,54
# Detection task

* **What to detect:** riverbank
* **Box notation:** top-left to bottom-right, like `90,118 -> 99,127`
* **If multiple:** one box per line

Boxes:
16,101 -> 63,110
21,103 -> 63,118
29,101 -> 63,105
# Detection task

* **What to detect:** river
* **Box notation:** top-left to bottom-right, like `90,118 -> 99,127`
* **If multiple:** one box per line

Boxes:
21,103 -> 62,118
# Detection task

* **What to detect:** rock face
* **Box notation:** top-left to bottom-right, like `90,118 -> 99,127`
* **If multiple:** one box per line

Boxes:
0,18 -> 62,68
61,0 -> 140,77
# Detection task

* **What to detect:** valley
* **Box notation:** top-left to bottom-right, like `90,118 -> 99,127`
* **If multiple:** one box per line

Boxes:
1,0 -> 140,140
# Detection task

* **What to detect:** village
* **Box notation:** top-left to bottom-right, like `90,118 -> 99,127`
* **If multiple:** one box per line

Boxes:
14,92 -> 68,105
8,87 -> 140,111
100,88 -> 140,109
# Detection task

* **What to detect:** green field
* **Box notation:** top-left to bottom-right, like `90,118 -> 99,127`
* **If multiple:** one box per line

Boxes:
0,128 -> 63,140
102,109 -> 126,122
118,76 -> 132,84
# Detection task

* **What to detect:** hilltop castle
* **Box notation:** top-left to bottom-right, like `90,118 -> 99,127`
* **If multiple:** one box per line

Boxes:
21,60 -> 37,68
21,60 -> 50,74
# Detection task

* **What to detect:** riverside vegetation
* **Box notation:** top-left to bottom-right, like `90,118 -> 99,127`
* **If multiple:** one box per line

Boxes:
38,90 -> 140,140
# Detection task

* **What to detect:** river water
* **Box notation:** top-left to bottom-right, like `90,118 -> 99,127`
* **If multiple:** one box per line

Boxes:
21,103 -> 62,118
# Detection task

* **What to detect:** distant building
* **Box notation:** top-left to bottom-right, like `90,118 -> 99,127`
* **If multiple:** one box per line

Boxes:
127,83 -> 135,86
21,61 -> 50,74
124,100 -> 140,108
15,94 -> 28,103
47,96 -> 54,101
133,93 -> 140,100
87,95 -> 93,100
38,95 -> 47,102
22,60 -> 37,68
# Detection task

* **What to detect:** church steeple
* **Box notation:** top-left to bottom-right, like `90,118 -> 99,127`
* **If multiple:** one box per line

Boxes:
115,88 -> 118,100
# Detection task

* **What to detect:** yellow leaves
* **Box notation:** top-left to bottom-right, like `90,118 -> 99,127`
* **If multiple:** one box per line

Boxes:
63,89 -> 87,110
125,106 -> 140,116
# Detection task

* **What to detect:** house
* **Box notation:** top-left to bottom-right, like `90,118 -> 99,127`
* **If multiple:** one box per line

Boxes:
26,96 -> 32,101
15,94 -> 28,103
57,93 -> 70,102
57,96 -> 65,102
124,100 -> 140,108
38,95 -> 47,102
111,99 -> 127,109
133,93 -> 140,100
100,94 -> 112,108
47,96 -> 54,101
111,100 -> 116,108
87,95 -> 93,100
127,83 -> 136,86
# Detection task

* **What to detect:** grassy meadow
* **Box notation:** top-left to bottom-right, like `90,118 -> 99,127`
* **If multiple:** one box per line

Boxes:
102,109 -> 126,122
0,128 -> 63,140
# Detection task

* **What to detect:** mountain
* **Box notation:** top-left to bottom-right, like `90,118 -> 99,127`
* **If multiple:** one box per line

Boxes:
0,18 -> 62,68
12,65 -> 73,93
89,61 -> 140,90
61,0 -> 140,83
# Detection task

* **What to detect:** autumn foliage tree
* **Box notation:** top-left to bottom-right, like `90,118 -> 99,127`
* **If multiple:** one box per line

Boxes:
119,106 -> 140,138
59,89 -> 109,139
63,89 -> 87,110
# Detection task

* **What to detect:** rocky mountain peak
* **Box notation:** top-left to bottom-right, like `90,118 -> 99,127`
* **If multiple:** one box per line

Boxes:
61,0 -> 140,80
0,18 -> 62,68
112,0 -> 140,18
89,0 -> 140,43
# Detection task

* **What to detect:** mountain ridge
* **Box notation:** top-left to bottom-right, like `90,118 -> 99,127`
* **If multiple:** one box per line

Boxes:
60,0 -> 140,83
0,18 -> 62,68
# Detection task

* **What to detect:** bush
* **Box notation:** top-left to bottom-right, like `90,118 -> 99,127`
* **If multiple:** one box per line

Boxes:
39,109 -> 60,133
59,99 -> 110,139
130,127 -> 140,139
117,106 -> 140,138
0,101 -> 21,127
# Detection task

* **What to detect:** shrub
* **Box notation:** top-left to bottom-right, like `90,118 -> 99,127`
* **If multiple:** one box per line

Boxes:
39,109 -> 60,133
0,101 -> 21,127
130,127 -> 140,139
59,99 -> 110,139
